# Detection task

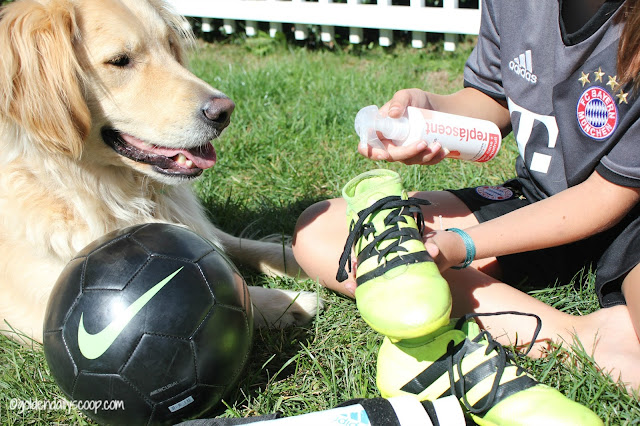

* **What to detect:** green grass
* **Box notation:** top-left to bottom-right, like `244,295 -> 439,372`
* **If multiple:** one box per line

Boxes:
1,33 -> 638,425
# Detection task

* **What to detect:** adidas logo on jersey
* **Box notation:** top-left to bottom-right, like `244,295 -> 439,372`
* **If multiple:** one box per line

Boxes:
509,50 -> 538,84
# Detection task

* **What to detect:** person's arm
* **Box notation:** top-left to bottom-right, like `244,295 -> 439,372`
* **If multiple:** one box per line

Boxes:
359,87 -> 511,164
429,171 -> 640,270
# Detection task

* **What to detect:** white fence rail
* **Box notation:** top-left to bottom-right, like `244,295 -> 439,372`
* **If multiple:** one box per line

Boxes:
165,0 -> 482,51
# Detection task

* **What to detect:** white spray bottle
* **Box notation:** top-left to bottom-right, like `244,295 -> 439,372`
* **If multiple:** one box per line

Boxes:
354,105 -> 502,162
245,395 -> 465,426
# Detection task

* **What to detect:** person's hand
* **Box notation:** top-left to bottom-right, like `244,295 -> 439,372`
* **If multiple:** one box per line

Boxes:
343,230 -> 469,297
424,230 -> 468,272
380,88 -> 433,117
358,89 -> 448,165
341,257 -> 358,297
358,139 -> 447,165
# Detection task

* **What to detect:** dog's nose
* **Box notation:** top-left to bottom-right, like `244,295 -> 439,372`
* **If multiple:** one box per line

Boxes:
202,96 -> 235,130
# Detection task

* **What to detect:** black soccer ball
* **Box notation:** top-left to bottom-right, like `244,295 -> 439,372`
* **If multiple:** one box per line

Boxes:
43,223 -> 253,425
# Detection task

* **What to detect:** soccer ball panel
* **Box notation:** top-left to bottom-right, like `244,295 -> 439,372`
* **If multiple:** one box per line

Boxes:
133,258 -> 214,336
84,237 -> 149,291
44,257 -> 85,331
73,227 -> 135,258
198,251 -> 247,309
122,335 -> 195,403
42,330 -> 77,399
192,306 -> 252,387
73,372 -> 152,425
151,385 -> 225,424
131,224 -> 216,261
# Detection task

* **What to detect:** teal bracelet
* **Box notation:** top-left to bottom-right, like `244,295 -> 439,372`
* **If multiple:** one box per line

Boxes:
446,228 -> 476,269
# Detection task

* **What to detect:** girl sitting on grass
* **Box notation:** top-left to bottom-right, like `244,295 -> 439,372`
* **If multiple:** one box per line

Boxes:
293,0 -> 640,393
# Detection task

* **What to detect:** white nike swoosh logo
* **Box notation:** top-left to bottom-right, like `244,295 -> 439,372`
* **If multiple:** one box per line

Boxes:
77,267 -> 183,360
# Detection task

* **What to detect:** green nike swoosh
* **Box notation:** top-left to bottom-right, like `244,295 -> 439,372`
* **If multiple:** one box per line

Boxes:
77,267 -> 183,360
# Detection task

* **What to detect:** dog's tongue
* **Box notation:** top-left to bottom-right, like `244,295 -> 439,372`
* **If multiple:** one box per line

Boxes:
180,144 -> 217,169
120,133 -> 217,169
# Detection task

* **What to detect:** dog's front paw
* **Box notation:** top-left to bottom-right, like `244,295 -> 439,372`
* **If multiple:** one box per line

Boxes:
248,287 -> 324,329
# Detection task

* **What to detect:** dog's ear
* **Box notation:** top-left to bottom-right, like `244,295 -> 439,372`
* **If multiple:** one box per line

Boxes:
150,0 -> 194,65
0,0 -> 90,158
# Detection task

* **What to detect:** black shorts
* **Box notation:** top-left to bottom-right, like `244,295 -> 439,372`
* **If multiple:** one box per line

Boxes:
447,180 -> 640,308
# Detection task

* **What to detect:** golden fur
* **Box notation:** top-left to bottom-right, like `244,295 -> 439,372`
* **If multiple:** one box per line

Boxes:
0,0 -> 318,342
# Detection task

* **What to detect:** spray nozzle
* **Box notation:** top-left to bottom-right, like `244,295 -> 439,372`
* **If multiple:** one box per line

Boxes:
354,105 -> 410,150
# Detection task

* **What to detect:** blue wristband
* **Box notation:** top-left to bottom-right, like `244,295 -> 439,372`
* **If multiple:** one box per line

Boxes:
446,228 -> 476,269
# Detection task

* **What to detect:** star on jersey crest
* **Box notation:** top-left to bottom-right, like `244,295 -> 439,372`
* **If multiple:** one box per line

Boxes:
606,75 -> 619,91
594,67 -> 605,82
617,90 -> 629,104
579,72 -> 590,87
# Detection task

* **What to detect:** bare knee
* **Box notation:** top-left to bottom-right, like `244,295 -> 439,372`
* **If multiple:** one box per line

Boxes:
293,198 -> 345,253
294,199 -> 331,238
293,198 -> 350,294
293,200 -> 328,258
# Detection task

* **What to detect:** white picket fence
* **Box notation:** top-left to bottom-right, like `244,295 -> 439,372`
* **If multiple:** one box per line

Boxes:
165,0 -> 482,51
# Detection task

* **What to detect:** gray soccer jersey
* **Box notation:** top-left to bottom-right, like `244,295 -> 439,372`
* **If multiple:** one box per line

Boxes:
463,0 -> 637,202
462,0 -> 640,306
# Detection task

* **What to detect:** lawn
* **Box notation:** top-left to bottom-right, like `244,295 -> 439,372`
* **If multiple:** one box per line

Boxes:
1,31 -> 638,425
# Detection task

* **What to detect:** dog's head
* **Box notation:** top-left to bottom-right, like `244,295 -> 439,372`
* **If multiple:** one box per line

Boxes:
0,0 -> 234,183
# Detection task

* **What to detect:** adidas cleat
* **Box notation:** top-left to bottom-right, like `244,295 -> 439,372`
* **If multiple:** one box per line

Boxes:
336,169 -> 452,340
376,312 -> 603,426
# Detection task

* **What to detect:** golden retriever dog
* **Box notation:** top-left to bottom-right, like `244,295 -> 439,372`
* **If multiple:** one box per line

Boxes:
0,0 -> 319,343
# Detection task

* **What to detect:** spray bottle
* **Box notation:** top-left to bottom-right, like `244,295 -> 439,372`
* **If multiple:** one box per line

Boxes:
244,395 -> 465,426
355,105 -> 502,162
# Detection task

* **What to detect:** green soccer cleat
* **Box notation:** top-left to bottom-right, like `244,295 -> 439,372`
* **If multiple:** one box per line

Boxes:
376,311 -> 604,426
336,169 -> 452,340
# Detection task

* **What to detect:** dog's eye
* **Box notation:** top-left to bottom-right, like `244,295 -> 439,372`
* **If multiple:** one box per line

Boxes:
107,54 -> 131,68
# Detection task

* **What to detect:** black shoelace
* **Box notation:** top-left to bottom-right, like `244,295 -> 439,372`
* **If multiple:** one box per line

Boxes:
402,311 -> 543,416
336,195 -> 432,284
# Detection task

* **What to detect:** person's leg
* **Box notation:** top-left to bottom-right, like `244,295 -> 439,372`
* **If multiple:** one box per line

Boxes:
622,263 -> 640,340
292,196 -> 350,295
293,182 -> 640,390
443,265 -> 640,392
292,190 -> 495,296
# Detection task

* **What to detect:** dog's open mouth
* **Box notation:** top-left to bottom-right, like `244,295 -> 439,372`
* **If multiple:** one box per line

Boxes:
101,128 -> 216,178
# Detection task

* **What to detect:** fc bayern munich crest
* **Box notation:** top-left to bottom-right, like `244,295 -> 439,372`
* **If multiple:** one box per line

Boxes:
475,186 -> 513,201
576,86 -> 618,140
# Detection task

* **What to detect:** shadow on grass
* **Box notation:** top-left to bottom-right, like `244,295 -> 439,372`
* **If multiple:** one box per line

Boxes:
195,196 -> 337,416
207,325 -> 317,418
199,196 -> 323,241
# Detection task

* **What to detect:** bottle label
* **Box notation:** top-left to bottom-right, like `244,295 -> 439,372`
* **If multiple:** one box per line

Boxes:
409,108 -> 502,162
256,404 -> 371,425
